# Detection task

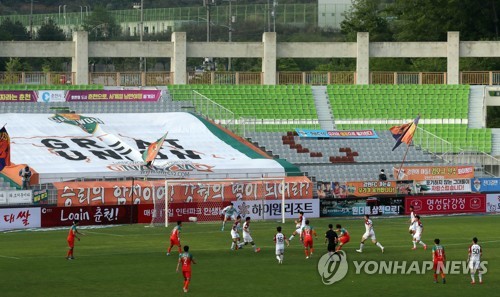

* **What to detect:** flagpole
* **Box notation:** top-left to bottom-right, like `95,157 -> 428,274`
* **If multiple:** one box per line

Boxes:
396,140 -> 412,180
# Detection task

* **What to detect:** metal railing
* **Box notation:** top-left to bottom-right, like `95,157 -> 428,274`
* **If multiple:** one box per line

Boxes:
413,126 -> 500,176
2,71 -> 500,86
191,90 -> 240,133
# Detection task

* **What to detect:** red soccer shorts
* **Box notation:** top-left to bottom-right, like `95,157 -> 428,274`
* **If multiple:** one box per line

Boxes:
340,236 -> 350,244
303,239 -> 313,248
182,271 -> 191,279
433,261 -> 445,272
67,239 -> 75,248
170,238 -> 180,246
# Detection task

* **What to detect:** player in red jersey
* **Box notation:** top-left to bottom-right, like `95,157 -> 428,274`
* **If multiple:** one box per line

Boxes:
335,224 -> 350,252
66,220 -> 84,260
167,221 -> 182,256
432,238 -> 446,284
300,220 -> 317,259
176,245 -> 197,293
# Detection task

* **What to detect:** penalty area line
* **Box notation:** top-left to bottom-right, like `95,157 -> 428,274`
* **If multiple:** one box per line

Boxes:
83,231 -> 125,237
0,255 -> 20,259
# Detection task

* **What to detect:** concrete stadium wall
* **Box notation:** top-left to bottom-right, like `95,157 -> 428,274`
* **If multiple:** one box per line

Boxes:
0,31 -> 499,85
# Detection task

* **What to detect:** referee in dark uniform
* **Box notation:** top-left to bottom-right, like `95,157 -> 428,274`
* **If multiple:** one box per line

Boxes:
325,224 -> 338,255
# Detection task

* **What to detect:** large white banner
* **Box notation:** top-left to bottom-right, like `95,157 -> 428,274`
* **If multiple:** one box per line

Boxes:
486,194 -> 500,213
0,207 -> 41,230
2,113 -> 285,182
414,179 -> 471,194
233,199 -> 320,220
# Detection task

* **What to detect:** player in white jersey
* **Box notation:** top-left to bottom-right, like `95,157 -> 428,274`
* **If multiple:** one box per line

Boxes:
221,203 -> 238,231
289,211 -> 305,241
356,215 -> 384,253
273,226 -> 290,264
408,205 -> 417,235
468,237 -> 483,284
241,217 -> 261,253
411,215 -> 427,250
230,215 -> 243,250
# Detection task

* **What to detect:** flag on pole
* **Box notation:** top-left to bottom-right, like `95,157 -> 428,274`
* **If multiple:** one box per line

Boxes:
142,132 -> 168,166
389,115 -> 420,151
0,126 -> 11,171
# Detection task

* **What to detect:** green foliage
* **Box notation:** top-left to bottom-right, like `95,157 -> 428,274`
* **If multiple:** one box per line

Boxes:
0,216 -> 499,297
35,19 -> 66,41
82,5 -> 122,41
341,0 -> 393,41
0,18 -> 29,41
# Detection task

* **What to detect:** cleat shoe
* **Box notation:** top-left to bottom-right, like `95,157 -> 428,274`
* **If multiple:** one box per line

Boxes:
433,280 -> 438,284
479,281 -> 483,284
183,288 -> 188,293
166,253 -> 170,256
255,248 -> 261,253
442,279 -> 446,284
381,247 -> 385,253
471,281 -> 476,285
411,247 -> 417,250
424,245 -> 428,250
356,249 -> 362,253
306,256 -> 309,259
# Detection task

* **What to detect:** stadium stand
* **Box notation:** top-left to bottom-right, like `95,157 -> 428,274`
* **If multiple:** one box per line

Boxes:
167,84 -> 321,132
327,84 -> 492,153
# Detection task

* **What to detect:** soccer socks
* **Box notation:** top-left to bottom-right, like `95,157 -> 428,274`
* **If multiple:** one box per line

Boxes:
289,235 -> 295,241
184,280 -> 190,290
471,274 -> 475,283
419,241 -> 426,247
413,241 -> 417,248
376,242 -> 384,250
310,248 -> 314,255
231,242 -> 236,250
304,249 -> 309,257
280,255 -> 284,262
167,246 -> 172,253
359,243 -> 364,251
479,273 -> 482,283
178,246 -> 182,253
276,255 -> 280,261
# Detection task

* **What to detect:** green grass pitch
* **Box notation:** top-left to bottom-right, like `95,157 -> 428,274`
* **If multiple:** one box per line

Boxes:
0,215 -> 499,297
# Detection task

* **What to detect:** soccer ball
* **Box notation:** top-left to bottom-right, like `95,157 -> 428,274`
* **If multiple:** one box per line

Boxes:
188,217 -> 198,222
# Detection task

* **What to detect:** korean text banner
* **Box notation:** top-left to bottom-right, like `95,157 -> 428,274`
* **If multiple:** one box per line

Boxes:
137,202 -> 230,223
53,176 -> 313,207
320,197 -> 404,217
0,207 -> 41,230
0,91 -> 37,102
471,178 -> 500,193
2,113 -> 285,182
295,128 -> 378,139
66,90 -> 161,102
233,199 -> 320,220
345,181 -> 397,197
413,179 -> 471,194
41,205 -> 134,227
393,165 -> 474,180
405,194 -> 486,215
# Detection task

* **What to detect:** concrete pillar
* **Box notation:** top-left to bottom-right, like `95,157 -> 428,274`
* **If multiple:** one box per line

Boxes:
72,31 -> 89,85
447,32 -> 460,85
262,32 -> 277,85
356,32 -> 370,85
171,32 -> 187,85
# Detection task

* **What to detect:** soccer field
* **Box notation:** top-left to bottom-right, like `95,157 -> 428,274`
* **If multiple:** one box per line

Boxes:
0,215 -> 498,297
